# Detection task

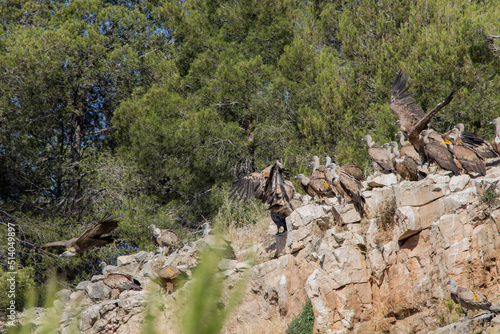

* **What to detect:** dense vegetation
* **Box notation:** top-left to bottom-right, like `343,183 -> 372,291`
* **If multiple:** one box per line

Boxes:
1,0 -> 499,296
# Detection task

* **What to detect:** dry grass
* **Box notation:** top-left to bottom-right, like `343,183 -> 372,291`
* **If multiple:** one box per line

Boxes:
366,194 -> 397,246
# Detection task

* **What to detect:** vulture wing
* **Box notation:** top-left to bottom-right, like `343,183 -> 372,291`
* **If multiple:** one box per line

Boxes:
74,214 -> 119,251
229,172 -> 264,202
40,239 -> 72,249
455,286 -> 491,311
425,143 -> 460,175
104,273 -> 142,291
390,71 -> 426,131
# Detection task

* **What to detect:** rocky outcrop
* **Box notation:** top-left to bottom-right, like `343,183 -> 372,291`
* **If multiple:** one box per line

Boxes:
16,166 -> 500,334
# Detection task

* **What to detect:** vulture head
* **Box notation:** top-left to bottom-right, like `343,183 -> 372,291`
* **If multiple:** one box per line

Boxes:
362,135 -> 374,147
325,156 -> 332,166
454,123 -> 465,132
445,279 -> 457,292
60,248 -> 77,257
202,222 -> 211,236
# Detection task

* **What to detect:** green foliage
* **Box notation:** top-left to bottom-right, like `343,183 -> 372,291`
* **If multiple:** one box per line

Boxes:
0,267 -> 37,311
478,181 -> 500,208
182,250 -> 249,334
286,299 -> 315,334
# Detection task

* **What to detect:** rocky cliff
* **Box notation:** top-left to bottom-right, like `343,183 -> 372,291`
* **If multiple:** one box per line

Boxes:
16,166 -> 500,333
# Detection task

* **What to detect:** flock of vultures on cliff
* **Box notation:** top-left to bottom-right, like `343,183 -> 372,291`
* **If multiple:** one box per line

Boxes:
36,71 -> 500,306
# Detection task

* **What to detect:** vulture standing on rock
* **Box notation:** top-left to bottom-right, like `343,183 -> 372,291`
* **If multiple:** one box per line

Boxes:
295,173 -> 335,203
390,141 -> 421,181
329,163 -> 365,215
100,262 -> 142,299
362,135 -> 394,172
326,157 -> 364,181
420,130 -> 460,176
446,128 -> 486,176
448,123 -> 498,159
148,224 -> 179,255
390,71 -> 455,159
144,264 -> 187,294
446,279 -> 495,318
396,132 -> 422,164
40,214 -> 119,257
229,160 -> 295,234
491,117 -> 500,155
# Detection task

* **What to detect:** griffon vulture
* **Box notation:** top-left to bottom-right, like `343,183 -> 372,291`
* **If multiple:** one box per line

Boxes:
329,163 -> 366,215
326,157 -> 364,181
395,132 -> 422,164
420,130 -> 460,176
295,173 -> 335,202
490,117 -> 500,154
229,160 -> 295,234
144,263 -> 187,294
99,262 -> 142,299
390,71 -> 455,159
148,224 -> 179,255
390,141 -> 422,181
362,135 -> 394,172
446,279 -> 494,318
40,214 -> 119,257
448,123 -> 498,159
446,128 -> 486,176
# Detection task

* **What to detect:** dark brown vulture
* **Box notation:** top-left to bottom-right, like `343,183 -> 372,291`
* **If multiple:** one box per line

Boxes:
100,262 -> 142,299
329,163 -> 365,215
396,132 -> 422,164
446,279 -> 493,318
229,160 -> 295,234
326,157 -> 364,181
446,128 -> 486,176
40,214 -> 119,257
447,123 -> 498,159
390,141 -> 422,181
390,71 -> 455,159
490,117 -> 500,154
362,135 -> 394,172
148,224 -> 179,255
420,130 -> 460,176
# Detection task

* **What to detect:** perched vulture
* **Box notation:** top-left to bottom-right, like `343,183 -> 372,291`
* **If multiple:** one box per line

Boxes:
229,160 -> 295,234
40,214 -> 119,257
326,157 -> 364,181
199,223 -> 235,259
144,264 -> 187,294
390,141 -> 421,181
390,71 -> 455,159
362,135 -> 394,172
448,123 -> 498,159
446,128 -> 486,176
381,143 -> 394,161
311,156 -> 334,183
329,163 -> 365,215
396,132 -> 422,164
295,173 -> 335,202
100,262 -> 142,299
148,224 -> 179,255
490,117 -> 500,154
420,130 -> 460,176
446,279 -> 493,318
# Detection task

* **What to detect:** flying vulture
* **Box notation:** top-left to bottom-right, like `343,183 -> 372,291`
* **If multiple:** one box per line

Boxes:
420,130 -> 460,176
490,117 -> 500,154
148,224 -> 179,255
326,157 -> 364,181
329,163 -> 366,215
40,214 -> 119,257
446,128 -> 486,176
144,263 -> 187,294
447,123 -> 498,159
446,279 -> 493,318
229,160 -> 295,234
100,262 -> 142,299
390,71 -> 455,159
362,135 -> 394,172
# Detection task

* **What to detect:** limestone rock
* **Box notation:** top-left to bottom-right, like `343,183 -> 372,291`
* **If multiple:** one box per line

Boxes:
449,174 -> 470,192
86,281 -> 112,300
366,173 -> 398,188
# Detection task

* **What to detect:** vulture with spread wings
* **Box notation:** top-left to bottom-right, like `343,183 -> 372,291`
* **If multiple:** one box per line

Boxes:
40,214 -> 119,257
229,160 -> 295,234
390,71 -> 455,159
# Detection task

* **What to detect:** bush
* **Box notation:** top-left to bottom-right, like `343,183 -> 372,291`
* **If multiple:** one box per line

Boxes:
286,299 -> 315,334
